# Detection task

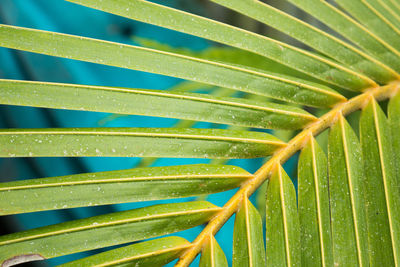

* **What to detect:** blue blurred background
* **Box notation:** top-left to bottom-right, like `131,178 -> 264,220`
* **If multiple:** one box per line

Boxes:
0,1 -> 274,266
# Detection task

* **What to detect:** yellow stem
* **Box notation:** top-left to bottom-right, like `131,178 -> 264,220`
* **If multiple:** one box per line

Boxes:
176,82 -> 400,266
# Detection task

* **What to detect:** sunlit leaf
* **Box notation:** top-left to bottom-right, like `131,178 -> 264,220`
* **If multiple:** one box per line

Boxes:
388,90 -> 400,177
287,0 -> 400,73
211,0 -> 397,84
233,197 -> 266,267
328,115 -> 369,266
0,79 -> 316,130
335,0 -> 400,53
0,164 -> 251,215
199,235 -> 228,267
0,201 -> 220,266
363,0 -> 400,34
360,99 -> 400,266
59,236 -> 191,267
67,0 -> 375,91
0,24 -> 346,108
0,127 -> 286,159
266,164 -> 300,267
298,137 -> 333,267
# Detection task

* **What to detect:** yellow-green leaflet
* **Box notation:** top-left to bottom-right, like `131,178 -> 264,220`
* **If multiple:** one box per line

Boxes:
266,164 -> 300,267
210,0 -> 398,85
0,24 -> 345,107
389,91 -> 400,181
360,99 -> 400,266
363,0 -> 400,33
0,79 -> 316,130
287,0 -> 400,73
0,128 -> 286,159
133,38 -> 311,82
298,137 -> 333,267
0,201 -> 220,266
335,0 -> 400,53
328,115 -> 368,266
199,236 -> 228,267
233,197 -> 266,267
379,0 -> 400,26
58,237 -> 191,267
0,164 -> 251,215
67,0 -> 375,91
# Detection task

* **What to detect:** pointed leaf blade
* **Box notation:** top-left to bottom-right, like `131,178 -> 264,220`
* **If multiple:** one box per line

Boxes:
298,137 -> 333,267
360,99 -> 400,266
0,128 -> 286,159
199,235 -> 228,267
335,0 -> 400,54
210,0 -> 397,84
233,197 -> 266,267
59,237 -> 191,267
0,24 -> 345,107
389,90 -> 400,178
0,201 -> 220,266
67,0 -> 374,91
287,0 -> 400,73
266,164 -> 300,267
363,0 -> 400,36
0,79 -> 316,130
328,115 -> 369,266
0,164 -> 251,215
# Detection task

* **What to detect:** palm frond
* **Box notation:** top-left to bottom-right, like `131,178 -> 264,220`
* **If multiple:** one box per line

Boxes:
1,0 -> 400,266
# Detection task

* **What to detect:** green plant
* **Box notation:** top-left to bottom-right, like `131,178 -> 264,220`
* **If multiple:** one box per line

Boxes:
1,0 -> 400,266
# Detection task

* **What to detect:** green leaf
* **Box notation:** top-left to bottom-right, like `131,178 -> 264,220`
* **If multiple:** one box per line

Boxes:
0,201 -> 220,266
133,37 -> 309,81
328,115 -> 369,266
360,99 -> 400,266
298,137 -> 333,267
335,0 -> 400,54
388,90 -> 400,178
363,0 -> 400,34
379,0 -> 400,25
0,24 -> 346,108
67,0 -> 375,91
199,235 -> 228,267
255,179 -> 269,221
210,0 -> 398,84
385,0 -> 400,14
0,164 -> 251,215
287,0 -> 400,73
0,79 -> 316,130
0,127 -> 286,159
58,236 -> 191,267
233,197 -> 266,267
266,164 -> 300,267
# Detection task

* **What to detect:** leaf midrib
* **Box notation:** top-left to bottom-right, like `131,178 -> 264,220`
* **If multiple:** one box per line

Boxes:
0,24 -> 345,101
96,243 -> 193,267
0,208 -> 222,246
245,0 -> 399,78
2,79 -> 315,119
339,115 -> 363,266
244,197 -> 253,266
371,100 -> 398,266
0,130 -> 284,145
0,173 -> 252,191
278,165 -> 291,267
310,137 -> 327,267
